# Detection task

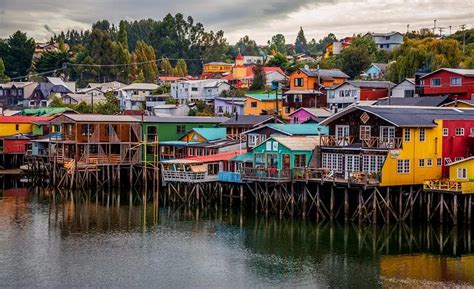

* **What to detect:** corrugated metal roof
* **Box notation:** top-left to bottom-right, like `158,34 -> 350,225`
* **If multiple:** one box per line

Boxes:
270,136 -> 321,151
375,96 -> 450,107
230,152 -> 253,162
0,116 -> 51,123
246,93 -> 279,101
192,127 -> 226,141
140,115 -> 228,123
186,149 -> 247,163
289,108 -> 333,118
220,115 -> 276,126
300,68 -> 349,79
266,123 -> 329,136
421,68 -> 474,78
64,114 -> 140,123
122,83 -> 159,91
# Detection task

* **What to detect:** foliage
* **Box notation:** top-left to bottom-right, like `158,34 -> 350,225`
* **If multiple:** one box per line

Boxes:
0,58 -> 9,83
94,92 -> 120,114
0,31 -> 35,79
337,45 -> 371,79
220,89 -> 246,98
387,38 -> 463,83
268,34 -> 286,54
295,27 -> 308,54
155,83 -> 171,94
118,20 -> 129,49
405,28 -> 435,40
307,33 -> 338,55
250,65 -> 266,90
267,53 -> 290,70
175,58 -> 188,76
34,50 -> 70,75
235,35 -> 259,56
188,100 -> 214,116
133,40 -> 158,82
165,97 -> 177,104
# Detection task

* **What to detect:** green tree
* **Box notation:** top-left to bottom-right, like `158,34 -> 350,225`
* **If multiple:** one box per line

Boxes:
118,20 -> 129,49
134,40 -> 158,82
338,45 -> 370,78
0,31 -> 35,79
34,50 -> 70,75
160,57 -> 174,76
94,92 -> 120,114
267,52 -> 289,70
235,35 -> 259,56
295,27 -> 308,54
268,34 -> 286,54
175,58 -> 188,76
0,58 -> 9,83
250,65 -> 266,90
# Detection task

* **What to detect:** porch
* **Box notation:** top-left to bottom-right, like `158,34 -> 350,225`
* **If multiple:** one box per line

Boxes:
423,179 -> 474,194
294,168 -> 381,186
320,135 -> 402,149
241,167 -> 292,183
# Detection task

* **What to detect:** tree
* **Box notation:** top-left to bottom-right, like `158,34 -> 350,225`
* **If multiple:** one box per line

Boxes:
295,27 -> 308,54
235,35 -> 259,56
250,65 -> 266,90
159,57 -> 174,76
267,52 -> 289,70
338,46 -> 371,78
94,92 -> 120,114
118,20 -> 129,50
0,31 -> 35,79
134,40 -> 158,82
268,34 -> 286,54
387,38 -> 463,83
0,58 -> 9,83
307,33 -> 338,55
34,50 -> 70,75
175,59 -> 188,76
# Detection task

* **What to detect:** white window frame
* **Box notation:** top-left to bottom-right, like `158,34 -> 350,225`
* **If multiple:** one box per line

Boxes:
360,125 -> 371,140
397,159 -> 410,174
419,159 -> 425,167
455,157 -> 464,162
419,128 -> 426,142
450,77 -> 462,86
426,159 -> 433,167
455,128 -> 464,136
457,168 -> 467,179
404,128 -> 411,142
437,158 -> 442,166
444,158 -> 452,165
431,78 -> 441,87
443,128 -> 449,136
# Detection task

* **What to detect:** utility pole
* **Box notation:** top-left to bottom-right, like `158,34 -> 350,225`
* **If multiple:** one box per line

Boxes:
460,24 -> 467,55
316,64 -> 321,108
432,19 -> 437,35
406,24 -> 410,34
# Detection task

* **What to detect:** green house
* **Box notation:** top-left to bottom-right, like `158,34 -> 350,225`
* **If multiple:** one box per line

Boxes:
141,115 -> 228,162
252,136 -> 320,171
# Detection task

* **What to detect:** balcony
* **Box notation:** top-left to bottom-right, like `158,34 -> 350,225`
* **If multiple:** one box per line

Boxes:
162,170 -> 218,183
423,180 -> 462,193
294,168 -> 381,186
320,135 -> 355,147
241,168 -> 291,183
218,171 -> 243,183
361,137 -> 402,149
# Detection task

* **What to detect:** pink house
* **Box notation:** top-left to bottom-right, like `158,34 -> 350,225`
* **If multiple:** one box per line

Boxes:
288,107 -> 333,124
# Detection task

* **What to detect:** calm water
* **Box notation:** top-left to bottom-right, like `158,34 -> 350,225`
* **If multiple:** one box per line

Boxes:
1,186 -> 474,288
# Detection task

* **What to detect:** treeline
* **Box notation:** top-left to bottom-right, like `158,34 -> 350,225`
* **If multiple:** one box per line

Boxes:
0,14 -> 473,86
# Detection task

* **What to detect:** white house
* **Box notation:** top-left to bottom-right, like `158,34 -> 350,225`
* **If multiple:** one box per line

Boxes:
366,31 -> 404,51
243,56 -> 264,65
118,83 -> 159,111
391,78 -> 417,98
327,80 -> 394,110
171,79 -> 230,103
152,104 -> 190,116
265,70 -> 287,87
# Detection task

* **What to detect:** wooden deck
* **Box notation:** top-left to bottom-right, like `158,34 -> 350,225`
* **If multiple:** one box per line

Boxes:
241,168 -> 292,183
0,169 -> 24,176
294,168 -> 381,187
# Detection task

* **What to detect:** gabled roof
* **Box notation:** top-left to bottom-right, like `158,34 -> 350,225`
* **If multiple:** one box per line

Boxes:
220,115 -> 278,127
122,83 -> 159,91
269,136 -> 321,151
367,63 -> 389,72
185,149 -> 247,163
442,99 -> 474,108
246,93 -> 280,101
299,68 -> 349,79
59,114 -> 140,123
367,31 -> 403,37
320,105 -> 474,128
330,80 -> 395,90
391,78 -> 415,90
375,96 -> 450,107
244,123 -> 328,136
420,68 -> 474,79
22,107 -> 76,116
0,116 -> 51,124
447,156 -> 474,167
189,127 -> 226,141
288,107 -> 333,118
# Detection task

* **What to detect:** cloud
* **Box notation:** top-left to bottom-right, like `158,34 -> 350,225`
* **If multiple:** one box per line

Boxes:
0,0 -> 472,44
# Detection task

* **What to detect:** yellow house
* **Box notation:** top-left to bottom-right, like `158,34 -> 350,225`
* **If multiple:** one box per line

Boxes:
244,94 -> 283,116
0,116 -> 51,137
442,100 -> 474,108
232,53 -> 247,79
447,157 -> 474,194
203,62 -> 233,74
179,127 -> 226,143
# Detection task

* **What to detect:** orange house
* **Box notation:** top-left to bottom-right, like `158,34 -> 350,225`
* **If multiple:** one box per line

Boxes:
283,68 -> 349,118
244,93 -> 283,116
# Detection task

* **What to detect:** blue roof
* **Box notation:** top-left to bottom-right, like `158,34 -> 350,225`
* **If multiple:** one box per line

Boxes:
266,123 -> 328,136
193,127 -> 226,141
230,152 -> 253,163
159,141 -> 200,146
246,93 -> 279,101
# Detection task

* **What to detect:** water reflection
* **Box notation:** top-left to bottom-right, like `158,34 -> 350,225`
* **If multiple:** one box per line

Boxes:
0,186 -> 473,287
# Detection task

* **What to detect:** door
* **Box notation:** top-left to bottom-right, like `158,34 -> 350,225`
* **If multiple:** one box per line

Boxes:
345,155 -> 360,179
380,126 -> 396,148
335,125 -> 350,146
282,154 -> 291,170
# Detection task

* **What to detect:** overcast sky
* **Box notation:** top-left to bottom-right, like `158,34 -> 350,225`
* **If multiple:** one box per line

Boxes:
0,0 -> 472,44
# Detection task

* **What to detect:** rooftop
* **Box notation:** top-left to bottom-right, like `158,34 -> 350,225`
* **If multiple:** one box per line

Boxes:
220,115 -> 276,127
140,115 -> 228,123
246,93 -> 280,101
0,116 -> 51,124
289,107 -> 333,118
60,114 -> 140,123
191,127 -> 227,141
244,123 -> 328,136
122,83 -> 159,91
375,96 -> 450,107
421,68 -> 474,78
300,68 -> 350,79
270,136 -> 321,151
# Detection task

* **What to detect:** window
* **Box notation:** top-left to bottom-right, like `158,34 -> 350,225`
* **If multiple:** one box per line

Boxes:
0,89 -> 3,96
419,128 -> 426,142
385,36 -> 391,40
362,155 -> 385,173
397,159 -> 410,174
437,158 -> 442,166
443,128 -> 449,136
450,77 -> 462,86
471,128 -> 474,135
81,124 -> 93,136
321,153 -> 344,172
457,168 -> 468,179
380,126 -> 395,139
404,129 -> 411,142
426,159 -> 433,167
455,157 -> 464,162
177,125 -> 186,134
294,154 -> 307,167
455,128 -> 464,136
444,158 -> 452,165
404,90 -> 415,98
191,87 -> 198,92
360,125 -> 371,140
431,78 -> 441,87
419,159 -> 425,167
15,124 -> 19,131
18,89 -> 23,96
250,102 -> 257,108
293,117 -> 299,123
294,78 -> 304,87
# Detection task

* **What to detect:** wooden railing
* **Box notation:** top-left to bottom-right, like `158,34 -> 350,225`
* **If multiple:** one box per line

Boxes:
320,135 -> 355,147
362,137 -> 402,149
423,180 -> 462,192
227,134 -> 247,142
161,170 -> 218,183
294,168 -> 381,186
241,168 -> 292,182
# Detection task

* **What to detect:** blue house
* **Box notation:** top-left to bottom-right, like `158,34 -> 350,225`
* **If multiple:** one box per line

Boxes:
362,63 -> 389,80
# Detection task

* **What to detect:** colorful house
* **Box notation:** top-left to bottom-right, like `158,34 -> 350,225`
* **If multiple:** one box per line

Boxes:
243,123 -> 328,149
447,158 -> 474,194
391,78 -> 417,98
0,116 -> 51,137
327,80 -> 395,110
214,97 -> 246,117
440,119 -> 474,176
242,136 -> 320,181
220,115 -> 280,141
418,68 -> 474,100
284,68 -> 349,117
203,62 -> 233,74
288,107 -> 333,124
243,93 -> 283,116
362,63 -> 389,80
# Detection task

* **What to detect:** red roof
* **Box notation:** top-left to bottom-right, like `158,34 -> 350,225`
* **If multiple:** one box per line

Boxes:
185,149 -> 247,163
236,53 -> 243,61
0,116 -> 51,124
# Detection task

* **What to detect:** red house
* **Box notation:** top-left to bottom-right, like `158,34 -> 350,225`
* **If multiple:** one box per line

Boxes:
441,119 -> 474,176
419,68 -> 474,100
327,80 -> 395,110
